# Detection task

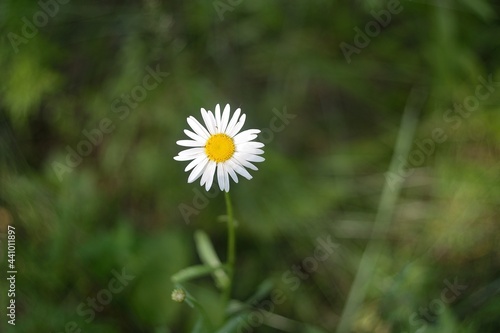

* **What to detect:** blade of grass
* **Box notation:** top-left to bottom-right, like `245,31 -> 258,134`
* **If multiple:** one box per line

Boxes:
336,86 -> 428,332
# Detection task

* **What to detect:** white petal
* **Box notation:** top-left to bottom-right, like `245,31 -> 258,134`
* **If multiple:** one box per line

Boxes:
243,154 -> 265,163
243,161 -> 258,170
235,151 -> 265,162
176,140 -> 204,147
200,160 -> 214,186
184,129 -> 206,144
228,114 -> 246,137
217,163 -> 227,192
235,134 -> 258,144
233,129 -> 261,144
207,111 -> 217,132
185,154 -> 206,172
187,116 -> 210,139
227,159 -> 252,180
187,157 -> 209,183
225,108 -> 241,135
217,163 -> 225,191
220,104 -> 230,133
238,148 -> 264,155
232,155 -> 259,170
174,154 -> 198,161
225,161 -> 239,183
203,161 -> 217,191
215,104 -> 221,133
201,108 -> 216,134
178,147 -> 205,156
237,129 -> 261,136
238,142 -> 264,150
224,164 -> 230,192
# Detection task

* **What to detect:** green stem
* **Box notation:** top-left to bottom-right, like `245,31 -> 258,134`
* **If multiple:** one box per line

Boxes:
184,292 -> 214,332
223,191 -> 235,309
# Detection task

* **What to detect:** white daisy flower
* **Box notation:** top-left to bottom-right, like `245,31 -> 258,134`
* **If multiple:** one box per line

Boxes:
174,104 -> 265,192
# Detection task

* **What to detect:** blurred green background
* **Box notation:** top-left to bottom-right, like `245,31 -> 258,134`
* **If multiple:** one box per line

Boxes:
1,0 -> 500,332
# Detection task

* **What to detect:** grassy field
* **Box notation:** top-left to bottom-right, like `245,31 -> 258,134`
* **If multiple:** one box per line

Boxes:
1,0 -> 500,332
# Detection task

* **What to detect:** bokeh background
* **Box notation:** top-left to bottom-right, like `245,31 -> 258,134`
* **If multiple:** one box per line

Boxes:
1,0 -> 500,332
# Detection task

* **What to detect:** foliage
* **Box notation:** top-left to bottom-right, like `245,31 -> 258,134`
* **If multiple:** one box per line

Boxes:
1,0 -> 499,332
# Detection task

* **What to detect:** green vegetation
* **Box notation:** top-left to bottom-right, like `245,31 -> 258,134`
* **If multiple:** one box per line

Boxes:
1,0 -> 499,332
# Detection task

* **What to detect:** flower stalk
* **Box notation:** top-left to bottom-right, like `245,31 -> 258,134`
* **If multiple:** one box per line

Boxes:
223,191 -> 235,308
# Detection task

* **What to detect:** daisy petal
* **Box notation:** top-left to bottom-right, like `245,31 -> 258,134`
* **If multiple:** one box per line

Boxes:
200,159 -> 213,186
220,104 -> 230,133
185,154 -> 206,172
187,157 -> 209,183
184,129 -> 206,144
201,108 -> 216,134
227,159 -> 252,180
242,161 -> 258,170
178,147 -> 205,156
174,154 -> 198,161
236,134 -> 258,144
223,164 -> 230,191
219,163 -> 227,192
217,163 -> 225,191
207,111 -> 217,133
238,142 -> 265,150
243,154 -> 265,163
228,114 -> 246,137
176,140 -> 204,147
225,162 -> 239,183
232,154 -> 260,171
215,104 -> 221,133
187,116 -> 210,139
225,108 -> 241,135
233,129 -> 261,144
203,161 -> 217,191
240,148 -> 264,155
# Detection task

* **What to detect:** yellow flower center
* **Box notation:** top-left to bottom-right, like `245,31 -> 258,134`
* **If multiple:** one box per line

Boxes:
205,134 -> 235,162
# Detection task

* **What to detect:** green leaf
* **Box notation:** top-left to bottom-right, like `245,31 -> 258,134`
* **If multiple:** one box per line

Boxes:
191,315 -> 211,333
244,279 -> 274,306
171,264 -> 227,283
194,230 -> 229,289
458,0 -> 495,21
214,312 -> 250,333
